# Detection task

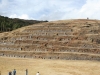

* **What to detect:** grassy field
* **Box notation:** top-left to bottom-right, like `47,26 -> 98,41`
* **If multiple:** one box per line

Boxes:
0,56 -> 100,75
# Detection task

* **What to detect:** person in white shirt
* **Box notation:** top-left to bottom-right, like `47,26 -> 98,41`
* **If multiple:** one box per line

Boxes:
36,72 -> 40,75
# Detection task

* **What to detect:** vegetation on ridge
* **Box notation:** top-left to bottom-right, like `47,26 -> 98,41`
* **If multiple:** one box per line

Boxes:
0,15 -> 48,33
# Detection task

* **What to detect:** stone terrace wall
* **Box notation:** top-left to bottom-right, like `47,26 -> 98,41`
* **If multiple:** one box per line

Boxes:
0,19 -> 100,61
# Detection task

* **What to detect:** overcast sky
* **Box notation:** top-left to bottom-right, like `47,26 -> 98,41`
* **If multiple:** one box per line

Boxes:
0,0 -> 100,21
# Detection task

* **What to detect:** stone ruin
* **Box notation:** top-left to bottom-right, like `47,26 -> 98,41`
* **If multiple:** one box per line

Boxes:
0,19 -> 100,61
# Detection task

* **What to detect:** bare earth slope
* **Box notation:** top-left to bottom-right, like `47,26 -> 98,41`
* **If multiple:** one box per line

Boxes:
0,19 -> 100,60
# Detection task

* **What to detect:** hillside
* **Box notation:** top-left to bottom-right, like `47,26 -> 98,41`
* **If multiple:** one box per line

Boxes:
0,19 -> 100,61
0,15 -> 48,32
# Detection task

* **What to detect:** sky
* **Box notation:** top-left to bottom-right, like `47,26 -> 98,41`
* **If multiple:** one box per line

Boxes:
0,0 -> 100,21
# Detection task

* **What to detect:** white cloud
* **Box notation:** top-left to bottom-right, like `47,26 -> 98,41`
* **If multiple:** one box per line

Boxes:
55,0 -> 100,20
78,0 -> 100,19
0,0 -> 100,21
9,14 -> 29,19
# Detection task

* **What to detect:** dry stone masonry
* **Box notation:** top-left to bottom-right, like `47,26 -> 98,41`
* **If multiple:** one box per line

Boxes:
0,19 -> 100,61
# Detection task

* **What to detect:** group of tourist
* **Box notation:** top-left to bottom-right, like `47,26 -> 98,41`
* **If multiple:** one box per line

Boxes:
8,69 -> 40,75
9,69 -> 16,75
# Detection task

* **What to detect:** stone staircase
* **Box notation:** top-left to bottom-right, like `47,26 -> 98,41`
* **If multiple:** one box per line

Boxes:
0,19 -> 100,61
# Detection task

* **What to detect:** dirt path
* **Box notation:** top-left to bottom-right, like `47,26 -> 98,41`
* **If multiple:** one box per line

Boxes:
0,56 -> 100,75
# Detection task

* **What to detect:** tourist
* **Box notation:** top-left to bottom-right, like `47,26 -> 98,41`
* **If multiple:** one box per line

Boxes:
26,69 -> 28,75
13,69 -> 16,75
9,71 -> 12,75
36,72 -> 40,75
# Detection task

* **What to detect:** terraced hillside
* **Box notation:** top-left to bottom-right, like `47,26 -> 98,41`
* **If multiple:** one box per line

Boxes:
0,19 -> 100,61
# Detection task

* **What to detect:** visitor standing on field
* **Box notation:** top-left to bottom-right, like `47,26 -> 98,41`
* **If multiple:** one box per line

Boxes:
26,69 -> 28,75
36,72 -> 40,75
13,69 -> 16,75
9,71 -> 12,75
